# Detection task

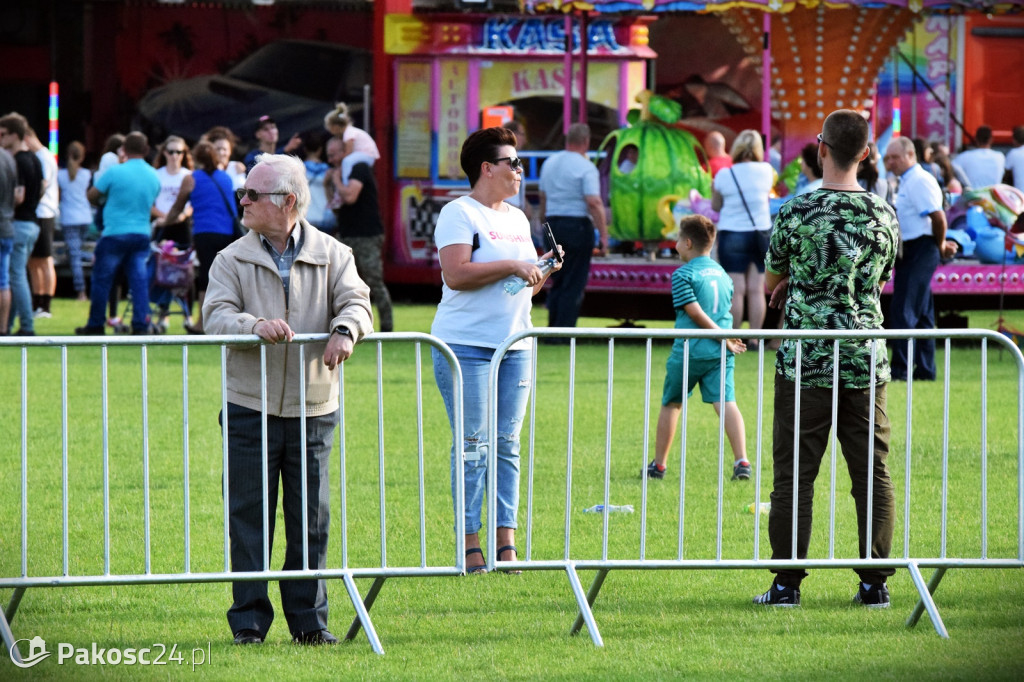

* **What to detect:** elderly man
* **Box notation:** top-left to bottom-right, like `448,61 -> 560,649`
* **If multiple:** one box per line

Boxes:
76,131 -> 160,336
758,109 -> 899,608
883,136 -> 958,382
203,153 -> 372,646
538,122 -> 608,330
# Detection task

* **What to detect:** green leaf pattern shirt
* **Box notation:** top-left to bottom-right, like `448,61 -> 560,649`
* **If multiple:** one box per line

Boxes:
765,189 -> 899,388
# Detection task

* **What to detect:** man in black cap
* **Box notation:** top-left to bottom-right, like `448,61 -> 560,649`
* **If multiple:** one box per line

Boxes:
243,115 -> 301,173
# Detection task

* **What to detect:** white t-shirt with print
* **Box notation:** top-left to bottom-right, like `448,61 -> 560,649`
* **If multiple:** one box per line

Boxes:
431,195 -> 537,350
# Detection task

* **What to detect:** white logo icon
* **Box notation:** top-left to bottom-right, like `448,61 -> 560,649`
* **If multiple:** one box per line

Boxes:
10,635 -> 51,668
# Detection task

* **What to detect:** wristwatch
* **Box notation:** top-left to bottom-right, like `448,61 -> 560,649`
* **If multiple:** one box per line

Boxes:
332,326 -> 353,339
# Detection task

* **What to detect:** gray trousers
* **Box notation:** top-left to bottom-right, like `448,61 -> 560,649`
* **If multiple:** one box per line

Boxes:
222,403 -> 338,637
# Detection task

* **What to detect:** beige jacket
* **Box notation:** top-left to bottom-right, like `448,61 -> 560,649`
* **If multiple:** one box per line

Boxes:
203,220 -> 373,417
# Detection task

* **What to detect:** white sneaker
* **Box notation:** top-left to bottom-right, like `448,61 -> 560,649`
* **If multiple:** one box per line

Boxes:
34,308 -> 52,319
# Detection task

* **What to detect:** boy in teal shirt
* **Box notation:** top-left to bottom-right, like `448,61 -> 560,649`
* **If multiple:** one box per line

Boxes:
647,215 -> 750,480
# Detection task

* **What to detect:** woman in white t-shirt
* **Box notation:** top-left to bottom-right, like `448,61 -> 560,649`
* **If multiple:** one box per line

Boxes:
711,129 -> 774,344
431,127 -> 561,575
323,102 -> 381,184
152,136 -> 193,244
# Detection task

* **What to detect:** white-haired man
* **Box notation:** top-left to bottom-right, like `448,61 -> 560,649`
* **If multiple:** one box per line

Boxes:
203,153 -> 372,646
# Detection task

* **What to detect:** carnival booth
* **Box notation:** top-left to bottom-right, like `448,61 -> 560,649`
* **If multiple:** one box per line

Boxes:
383,11 -> 654,283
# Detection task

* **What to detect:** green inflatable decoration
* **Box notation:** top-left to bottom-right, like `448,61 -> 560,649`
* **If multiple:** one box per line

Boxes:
601,119 -> 712,242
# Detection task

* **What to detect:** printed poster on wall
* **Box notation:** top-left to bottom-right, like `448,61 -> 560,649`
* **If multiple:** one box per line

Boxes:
396,61 -> 432,178
439,60 -> 469,179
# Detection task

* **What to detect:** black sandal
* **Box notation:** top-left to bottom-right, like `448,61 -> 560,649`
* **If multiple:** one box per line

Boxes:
465,547 -> 487,575
496,545 -> 522,575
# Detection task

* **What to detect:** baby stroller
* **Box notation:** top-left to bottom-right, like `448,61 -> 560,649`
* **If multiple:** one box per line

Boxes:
110,239 -> 196,334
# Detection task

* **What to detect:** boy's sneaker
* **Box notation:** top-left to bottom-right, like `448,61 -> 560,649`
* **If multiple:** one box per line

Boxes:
645,461 -> 665,479
732,460 -> 751,480
753,580 -> 800,607
853,582 -> 890,608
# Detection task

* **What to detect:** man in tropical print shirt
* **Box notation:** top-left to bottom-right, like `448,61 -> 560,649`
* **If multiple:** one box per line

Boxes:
754,110 -> 899,610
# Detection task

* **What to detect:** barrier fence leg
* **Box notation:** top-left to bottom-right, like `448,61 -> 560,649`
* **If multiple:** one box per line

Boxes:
566,566 -> 605,647
345,576 -> 386,643
2,588 -> 26,663
342,573 -> 385,655
905,564 -> 949,638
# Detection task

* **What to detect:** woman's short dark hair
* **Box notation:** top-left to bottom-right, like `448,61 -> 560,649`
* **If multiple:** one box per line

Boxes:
192,142 -> 218,173
460,127 -> 517,187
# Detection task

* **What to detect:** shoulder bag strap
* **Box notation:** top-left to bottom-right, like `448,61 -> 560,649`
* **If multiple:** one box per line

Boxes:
729,166 -> 756,227
207,170 -> 238,219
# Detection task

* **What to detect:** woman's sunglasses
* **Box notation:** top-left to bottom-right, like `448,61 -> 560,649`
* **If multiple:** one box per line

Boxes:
491,156 -> 523,171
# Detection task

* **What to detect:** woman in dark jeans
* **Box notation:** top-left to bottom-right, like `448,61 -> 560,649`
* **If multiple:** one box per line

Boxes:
711,129 -> 775,346
158,141 -> 238,333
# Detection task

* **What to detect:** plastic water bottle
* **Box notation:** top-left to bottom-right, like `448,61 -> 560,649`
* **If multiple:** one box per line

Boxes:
746,502 -> 771,515
503,258 -> 557,295
583,504 -> 634,514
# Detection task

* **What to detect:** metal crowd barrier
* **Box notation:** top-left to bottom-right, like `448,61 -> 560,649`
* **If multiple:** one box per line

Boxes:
486,327 -> 1024,645
0,332 -> 463,661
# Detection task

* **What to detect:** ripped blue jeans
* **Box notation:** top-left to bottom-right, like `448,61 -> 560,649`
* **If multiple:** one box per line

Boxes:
433,344 -> 532,535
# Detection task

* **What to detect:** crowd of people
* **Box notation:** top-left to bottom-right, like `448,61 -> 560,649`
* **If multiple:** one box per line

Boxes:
0,103 -> 391,337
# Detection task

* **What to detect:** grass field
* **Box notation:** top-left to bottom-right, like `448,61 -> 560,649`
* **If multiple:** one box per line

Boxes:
1,298 -> 1023,680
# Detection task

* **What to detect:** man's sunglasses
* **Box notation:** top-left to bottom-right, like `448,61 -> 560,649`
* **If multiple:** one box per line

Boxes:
816,133 -> 834,151
235,188 -> 289,202
491,156 -> 523,171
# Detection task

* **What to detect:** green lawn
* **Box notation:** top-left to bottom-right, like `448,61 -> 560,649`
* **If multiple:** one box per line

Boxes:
1,298 -> 1023,680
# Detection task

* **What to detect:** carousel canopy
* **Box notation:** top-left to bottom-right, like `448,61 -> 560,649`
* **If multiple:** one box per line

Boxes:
519,1 -> 1023,14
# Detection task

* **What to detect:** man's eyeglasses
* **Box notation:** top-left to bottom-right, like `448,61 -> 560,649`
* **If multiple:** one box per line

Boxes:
235,188 -> 289,203
165,149 -> 185,155
491,156 -> 523,171
816,133 -> 834,150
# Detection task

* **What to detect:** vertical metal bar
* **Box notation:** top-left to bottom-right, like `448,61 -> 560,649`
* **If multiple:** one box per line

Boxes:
753,336 -> 765,560
260,345 -> 270,572
102,346 -> 110,575
141,345 -> 151,574
416,343 -> 427,567
828,340 -> 840,559
563,340 -> 577,561
715,341 -> 726,562
980,338 -> 988,558
865,341 -> 878,559
339,362 -> 349,568
377,341 -> 387,568
62,346 -> 69,576
791,340 -> 802,560
527,341 -> 539,561
299,344 -> 310,570
21,347 -> 28,577
182,344 -> 191,573
450,345 -> 465,571
639,339 -> 652,561
904,340 -> 914,558
601,340 -> 614,559
677,340 -> 689,561
940,338 -> 951,558
221,345 -> 230,573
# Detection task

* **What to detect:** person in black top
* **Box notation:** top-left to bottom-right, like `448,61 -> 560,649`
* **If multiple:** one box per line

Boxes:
325,136 -> 393,332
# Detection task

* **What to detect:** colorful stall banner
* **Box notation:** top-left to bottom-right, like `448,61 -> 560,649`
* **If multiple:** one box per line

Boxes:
439,60 -> 470,179
396,61 -> 433,179
478,60 -> 622,110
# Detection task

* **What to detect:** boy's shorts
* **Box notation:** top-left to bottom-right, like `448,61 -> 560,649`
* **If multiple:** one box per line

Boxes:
661,352 -> 736,405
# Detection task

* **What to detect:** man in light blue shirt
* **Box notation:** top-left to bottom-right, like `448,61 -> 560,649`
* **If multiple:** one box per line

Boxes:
883,136 -> 958,381
77,132 -> 161,335
953,125 -> 1005,189
538,123 -> 608,330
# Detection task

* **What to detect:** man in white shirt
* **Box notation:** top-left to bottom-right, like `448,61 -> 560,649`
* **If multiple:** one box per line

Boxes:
883,137 -> 958,382
953,125 -> 1005,189
1004,126 -> 1024,193
538,123 -> 608,330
